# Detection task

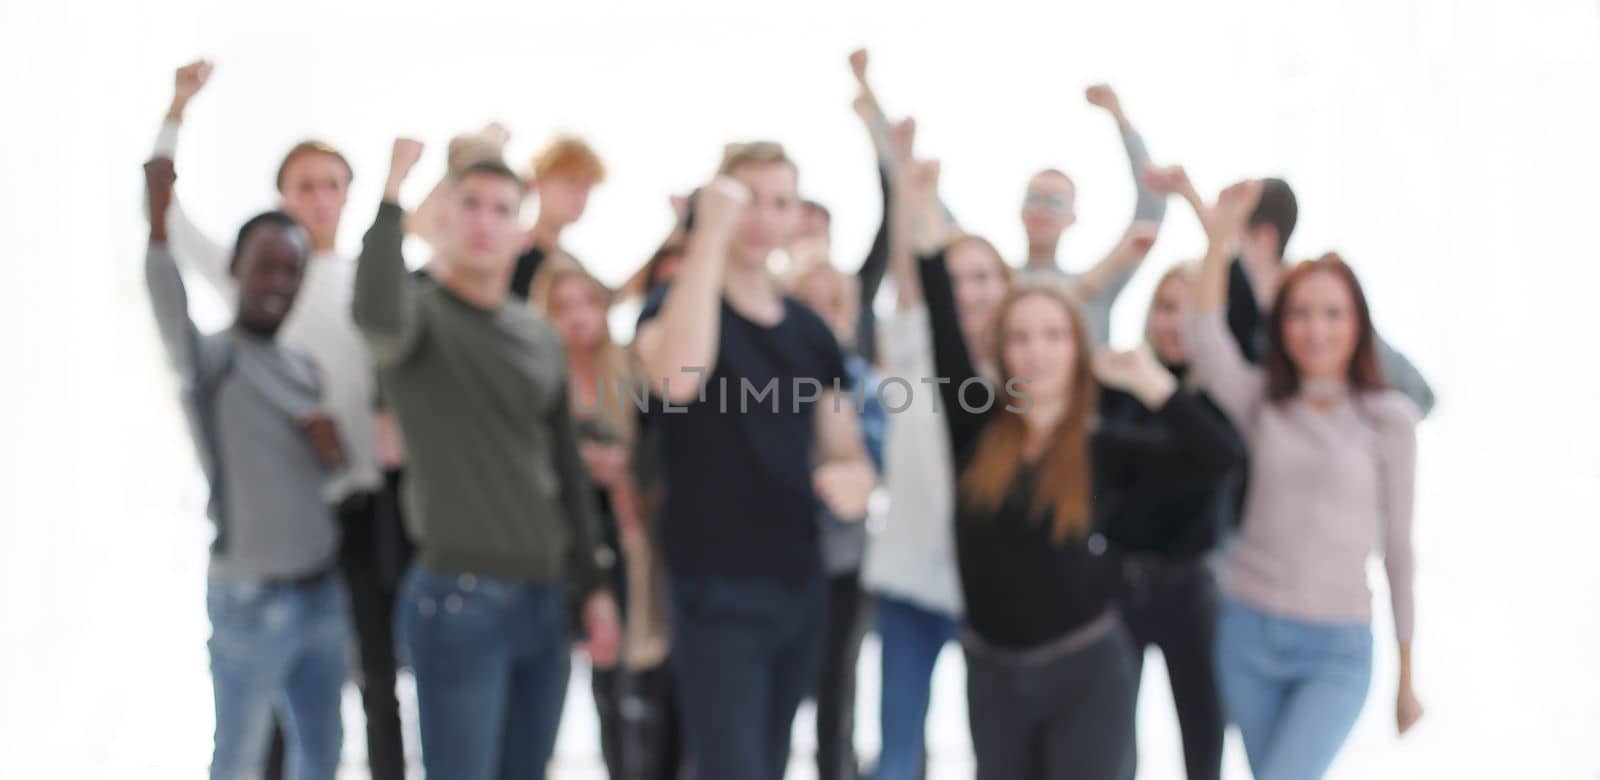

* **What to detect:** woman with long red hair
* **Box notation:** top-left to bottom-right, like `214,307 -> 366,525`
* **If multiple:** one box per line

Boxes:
1182,181 -> 1424,779
903,160 -> 1242,780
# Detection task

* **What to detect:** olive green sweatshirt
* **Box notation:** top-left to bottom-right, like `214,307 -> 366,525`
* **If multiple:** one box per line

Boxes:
353,201 -> 606,597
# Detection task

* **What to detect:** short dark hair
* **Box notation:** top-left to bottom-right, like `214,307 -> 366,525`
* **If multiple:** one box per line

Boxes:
276,140 -> 353,192
1248,178 -> 1298,259
230,211 -> 307,271
801,199 -> 831,224
451,159 -> 528,195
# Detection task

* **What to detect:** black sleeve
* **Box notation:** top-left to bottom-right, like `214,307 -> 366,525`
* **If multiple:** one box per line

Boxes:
1226,258 -> 1263,364
509,246 -> 546,299
916,248 -> 990,458
854,166 -> 893,364
1095,389 -> 1247,480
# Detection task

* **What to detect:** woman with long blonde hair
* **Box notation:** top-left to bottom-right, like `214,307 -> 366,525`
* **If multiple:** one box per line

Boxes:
532,267 -> 680,780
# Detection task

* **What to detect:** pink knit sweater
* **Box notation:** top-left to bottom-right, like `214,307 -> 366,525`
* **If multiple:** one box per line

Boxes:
1185,311 -> 1419,641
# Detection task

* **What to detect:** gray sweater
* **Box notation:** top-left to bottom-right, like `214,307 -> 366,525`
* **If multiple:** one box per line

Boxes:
146,244 -> 337,579
352,202 -> 605,595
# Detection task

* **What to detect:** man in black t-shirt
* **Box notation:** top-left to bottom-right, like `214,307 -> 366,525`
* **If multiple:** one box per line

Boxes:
634,141 -> 877,780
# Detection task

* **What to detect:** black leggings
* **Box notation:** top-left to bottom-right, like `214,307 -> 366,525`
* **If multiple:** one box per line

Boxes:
1118,556 -> 1224,780
964,618 -> 1137,780
813,572 -> 871,780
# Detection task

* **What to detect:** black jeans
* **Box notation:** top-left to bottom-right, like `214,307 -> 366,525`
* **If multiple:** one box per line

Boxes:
668,574 -> 828,780
813,572 -> 871,780
1118,555 -> 1224,780
964,616 -> 1136,780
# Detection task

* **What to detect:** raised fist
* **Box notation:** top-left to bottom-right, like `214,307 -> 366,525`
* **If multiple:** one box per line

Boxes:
692,176 -> 751,238
1141,164 -> 1192,197
390,138 -> 424,178
173,60 -> 214,103
848,49 -> 869,83
1085,83 -> 1122,116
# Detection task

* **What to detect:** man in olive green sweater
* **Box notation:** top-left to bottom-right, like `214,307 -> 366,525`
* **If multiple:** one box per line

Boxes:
353,138 -> 619,780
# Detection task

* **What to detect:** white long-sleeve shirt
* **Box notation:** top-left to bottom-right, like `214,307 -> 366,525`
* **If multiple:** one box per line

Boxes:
153,120 -> 380,502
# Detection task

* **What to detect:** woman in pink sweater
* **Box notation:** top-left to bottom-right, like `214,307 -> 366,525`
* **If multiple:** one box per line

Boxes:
1179,179 -> 1425,779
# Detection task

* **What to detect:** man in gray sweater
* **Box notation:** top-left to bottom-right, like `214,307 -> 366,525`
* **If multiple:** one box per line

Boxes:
352,138 -> 619,780
144,156 -> 350,780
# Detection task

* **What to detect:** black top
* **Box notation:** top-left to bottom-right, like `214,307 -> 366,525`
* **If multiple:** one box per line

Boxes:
1095,380 -> 1246,560
637,288 -> 847,584
918,249 -> 1242,649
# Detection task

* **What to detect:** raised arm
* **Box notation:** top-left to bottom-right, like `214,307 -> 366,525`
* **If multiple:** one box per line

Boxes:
902,159 -> 991,455
1067,85 -> 1166,345
407,122 -> 511,246
1086,84 -> 1167,226
888,123 -> 924,312
353,139 -> 426,366
633,177 -> 747,403
1091,345 -> 1247,476
144,157 -> 211,383
848,50 -> 901,363
150,60 -> 233,296
1069,220 -> 1159,348
1179,179 -> 1268,428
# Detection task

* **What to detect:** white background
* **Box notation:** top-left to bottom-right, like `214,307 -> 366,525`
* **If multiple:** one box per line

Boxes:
2,0 -> 1598,777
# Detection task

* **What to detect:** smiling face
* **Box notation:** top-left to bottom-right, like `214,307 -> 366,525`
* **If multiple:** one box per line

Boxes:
1280,268 -> 1360,382
1000,290 -> 1080,409
440,171 -> 525,276
233,222 -> 310,334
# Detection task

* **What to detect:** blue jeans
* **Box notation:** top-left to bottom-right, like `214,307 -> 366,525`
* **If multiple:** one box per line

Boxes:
206,572 -> 348,780
668,574 -> 828,780
871,594 -> 959,780
1215,597 -> 1373,780
397,566 -> 570,780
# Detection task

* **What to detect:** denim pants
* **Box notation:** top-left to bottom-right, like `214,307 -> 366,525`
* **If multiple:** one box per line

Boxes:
668,574 -> 828,780
397,566 -> 570,780
871,594 -> 959,780
206,571 -> 349,780
1215,596 -> 1373,780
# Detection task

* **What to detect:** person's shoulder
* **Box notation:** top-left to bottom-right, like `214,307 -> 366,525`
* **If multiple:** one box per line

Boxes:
1362,388 -> 1422,433
502,298 -> 553,335
782,295 -> 835,337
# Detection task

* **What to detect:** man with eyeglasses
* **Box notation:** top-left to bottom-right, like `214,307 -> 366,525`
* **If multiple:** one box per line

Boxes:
1018,83 -> 1167,348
